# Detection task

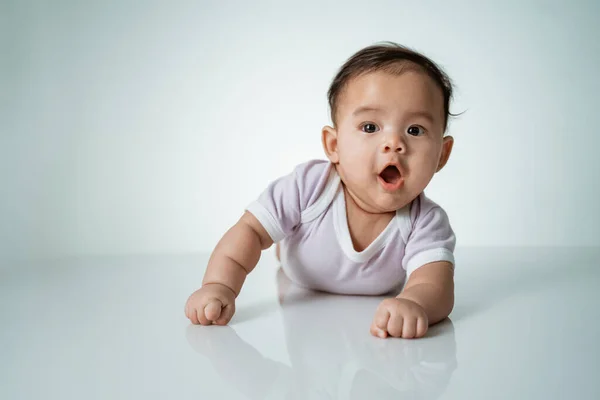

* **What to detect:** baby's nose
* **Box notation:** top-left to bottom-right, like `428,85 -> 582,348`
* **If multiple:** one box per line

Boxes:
383,144 -> 403,152
382,137 -> 404,153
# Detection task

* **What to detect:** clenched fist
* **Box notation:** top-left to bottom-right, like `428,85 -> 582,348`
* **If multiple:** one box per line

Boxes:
185,283 -> 236,326
370,298 -> 429,339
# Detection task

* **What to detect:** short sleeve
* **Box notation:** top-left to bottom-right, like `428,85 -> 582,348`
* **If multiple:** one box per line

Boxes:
246,160 -> 331,243
402,205 -> 456,277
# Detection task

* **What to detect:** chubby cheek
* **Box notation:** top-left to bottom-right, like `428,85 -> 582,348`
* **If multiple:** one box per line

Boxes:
338,136 -> 373,179
409,157 -> 439,190
338,133 -> 361,156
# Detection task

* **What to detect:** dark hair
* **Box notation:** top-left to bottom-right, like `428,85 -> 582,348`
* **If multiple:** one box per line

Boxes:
327,41 -> 456,132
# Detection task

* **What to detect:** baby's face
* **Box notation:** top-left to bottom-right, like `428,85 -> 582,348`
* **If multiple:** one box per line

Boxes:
323,69 -> 453,213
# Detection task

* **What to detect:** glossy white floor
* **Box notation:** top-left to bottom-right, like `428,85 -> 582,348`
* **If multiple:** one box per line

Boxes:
1,247 -> 599,399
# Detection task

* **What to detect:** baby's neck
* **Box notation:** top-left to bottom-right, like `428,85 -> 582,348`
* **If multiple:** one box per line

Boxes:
343,186 -> 395,252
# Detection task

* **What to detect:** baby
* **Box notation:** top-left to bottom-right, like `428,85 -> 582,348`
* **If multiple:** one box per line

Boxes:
185,42 -> 457,339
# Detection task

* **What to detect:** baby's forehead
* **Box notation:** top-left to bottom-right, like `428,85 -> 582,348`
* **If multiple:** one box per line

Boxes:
346,68 -> 439,94
339,70 -> 444,115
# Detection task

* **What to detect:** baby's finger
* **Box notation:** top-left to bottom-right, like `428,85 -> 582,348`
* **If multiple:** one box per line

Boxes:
189,307 -> 200,324
416,317 -> 428,338
204,300 -> 223,322
370,325 -> 388,338
185,303 -> 194,321
197,305 -> 212,325
387,313 -> 404,337
214,303 -> 235,325
375,308 -> 391,330
371,308 -> 390,338
401,317 -> 417,339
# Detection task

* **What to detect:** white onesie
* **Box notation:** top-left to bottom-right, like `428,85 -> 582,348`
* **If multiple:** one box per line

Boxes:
247,159 -> 456,295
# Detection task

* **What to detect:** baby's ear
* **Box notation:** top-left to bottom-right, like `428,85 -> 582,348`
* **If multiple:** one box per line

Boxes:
321,125 -> 340,163
436,135 -> 454,172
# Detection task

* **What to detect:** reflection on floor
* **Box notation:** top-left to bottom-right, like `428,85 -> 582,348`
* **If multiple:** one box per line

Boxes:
1,247 -> 599,399
187,268 -> 457,399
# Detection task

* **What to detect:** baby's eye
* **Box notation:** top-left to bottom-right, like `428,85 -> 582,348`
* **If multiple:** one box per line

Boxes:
407,125 -> 425,136
361,123 -> 379,134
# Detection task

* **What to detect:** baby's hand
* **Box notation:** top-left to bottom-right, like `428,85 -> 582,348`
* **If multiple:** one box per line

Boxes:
370,298 -> 429,339
185,283 -> 236,326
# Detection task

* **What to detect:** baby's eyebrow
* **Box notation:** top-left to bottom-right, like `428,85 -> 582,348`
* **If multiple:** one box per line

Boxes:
352,106 -> 436,124
405,110 -> 436,125
352,106 -> 386,117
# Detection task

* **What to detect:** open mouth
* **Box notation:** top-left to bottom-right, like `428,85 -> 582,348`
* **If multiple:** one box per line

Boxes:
379,165 -> 402,184
378,164 -> 403,191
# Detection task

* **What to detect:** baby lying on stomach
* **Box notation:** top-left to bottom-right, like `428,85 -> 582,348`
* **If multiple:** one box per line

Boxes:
185,41 -> 457,339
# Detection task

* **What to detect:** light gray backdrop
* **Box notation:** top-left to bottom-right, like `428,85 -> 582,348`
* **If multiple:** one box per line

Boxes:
2,0 -> 599,263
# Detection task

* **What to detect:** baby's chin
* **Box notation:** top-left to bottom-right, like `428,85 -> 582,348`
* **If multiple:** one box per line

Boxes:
375,200 -> 410,213
344,181 -> 412,213
367,194 -> 412,213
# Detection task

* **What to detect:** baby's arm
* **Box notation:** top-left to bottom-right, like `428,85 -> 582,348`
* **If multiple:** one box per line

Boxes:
185,211 -> 273,325
371,262 -> 454,339
203,211 -> 273,295
397,261 -> 454,323
186,161 -> 331,325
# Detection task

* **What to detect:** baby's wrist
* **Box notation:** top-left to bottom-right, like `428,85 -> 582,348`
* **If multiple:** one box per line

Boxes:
202,281 -> 238,297
395,294 -> 425,308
